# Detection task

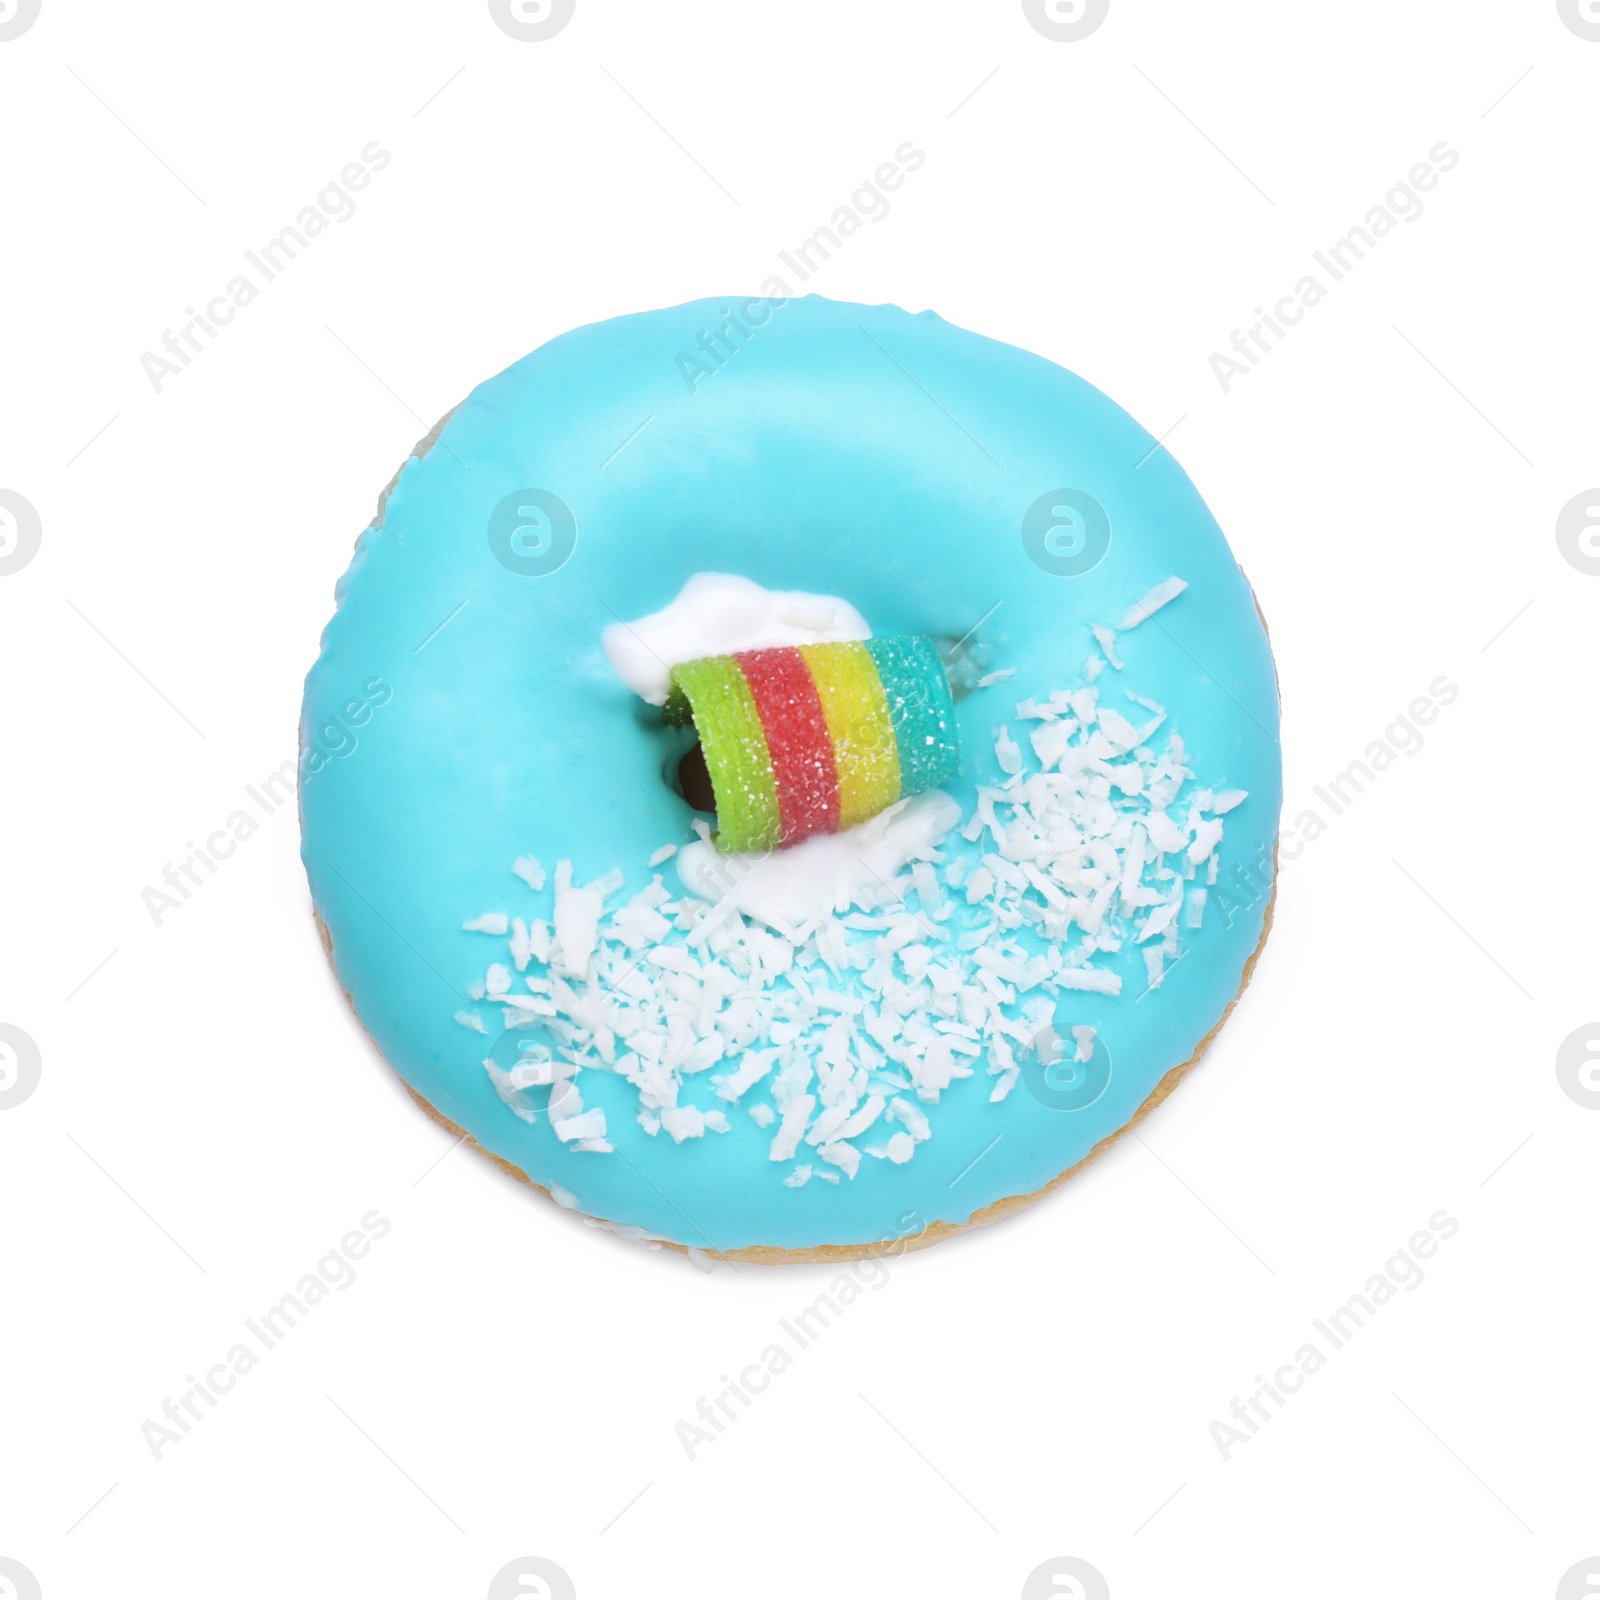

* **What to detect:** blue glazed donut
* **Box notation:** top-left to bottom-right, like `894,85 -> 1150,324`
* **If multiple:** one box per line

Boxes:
300,295 -> 1281,1260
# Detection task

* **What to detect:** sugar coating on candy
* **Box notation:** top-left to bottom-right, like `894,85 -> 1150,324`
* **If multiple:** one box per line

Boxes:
670,636 -> 957,853
735,646 -> 840,845
864,634 -> 959,797
669,654 -> 783,853
800,640 -> 901,829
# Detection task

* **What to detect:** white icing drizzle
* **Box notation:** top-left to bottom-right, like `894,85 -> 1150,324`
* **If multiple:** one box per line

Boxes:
601,572 -> 871,705
676,791 -> 961,934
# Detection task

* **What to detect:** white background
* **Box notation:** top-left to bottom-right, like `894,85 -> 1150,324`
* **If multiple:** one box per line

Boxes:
2,1 -> 1597,1597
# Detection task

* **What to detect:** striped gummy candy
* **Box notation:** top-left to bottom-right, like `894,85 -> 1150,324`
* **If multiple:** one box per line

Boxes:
665,635 -> 960,853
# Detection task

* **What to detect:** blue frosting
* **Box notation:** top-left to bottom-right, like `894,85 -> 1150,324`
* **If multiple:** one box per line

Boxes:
300,295 -> 1280,1253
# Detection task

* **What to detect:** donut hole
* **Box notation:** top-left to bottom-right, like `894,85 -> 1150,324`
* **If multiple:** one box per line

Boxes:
651,713 -> 716,819
677,742 -> 717,816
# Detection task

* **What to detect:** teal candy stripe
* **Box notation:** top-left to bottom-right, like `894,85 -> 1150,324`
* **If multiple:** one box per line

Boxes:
865,635 -> 960,796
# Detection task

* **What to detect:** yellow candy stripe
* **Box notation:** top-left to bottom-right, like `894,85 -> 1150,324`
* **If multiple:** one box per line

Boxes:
669,655 -> 783,853
800,641 -> 902,829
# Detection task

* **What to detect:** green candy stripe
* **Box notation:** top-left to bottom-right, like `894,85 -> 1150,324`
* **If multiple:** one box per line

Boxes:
864,635 -> 961,796
669,655 -> 783,853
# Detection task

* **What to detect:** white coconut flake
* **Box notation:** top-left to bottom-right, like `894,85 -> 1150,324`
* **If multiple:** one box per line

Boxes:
1137,901 -> 1179,944
976,668 -> 1017,688
1091,625 -> 1124,670
888,1098 -> 932,1141
647,843 -> 678,867
1029,718 -> 1071,771
715,1048 -> 778,1102
661,1105 -> 715,1142
1098,707 -> 1142,754
552,860 -> 604,978
1145,810 -> 1187,855
1056,968 -> 1123,996
552,1107 -> 607,1142
485,1063 -> 541,1124
463,913 -> 509,934
818,1140 -> 861,1179
454,1010 -> 488,1034
835,1095 -> 886,1140
1118,577 -> 1188,629
883,1132 -> 916,1163
770,1095 -> 815,1162
512,856 -> 547,892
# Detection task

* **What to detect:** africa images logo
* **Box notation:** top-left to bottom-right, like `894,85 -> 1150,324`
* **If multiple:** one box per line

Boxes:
0,489 -> 42,576
0,0 -> 41,43
488,0 -> 575,42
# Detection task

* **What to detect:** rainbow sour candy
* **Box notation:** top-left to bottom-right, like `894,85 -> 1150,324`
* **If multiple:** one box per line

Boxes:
664,637 -> 960,852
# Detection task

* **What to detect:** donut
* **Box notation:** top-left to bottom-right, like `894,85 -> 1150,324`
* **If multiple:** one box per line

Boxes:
299,294 -> 1281,1263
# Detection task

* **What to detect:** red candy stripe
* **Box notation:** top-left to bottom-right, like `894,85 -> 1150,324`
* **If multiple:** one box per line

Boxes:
734,647 -> 841,845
